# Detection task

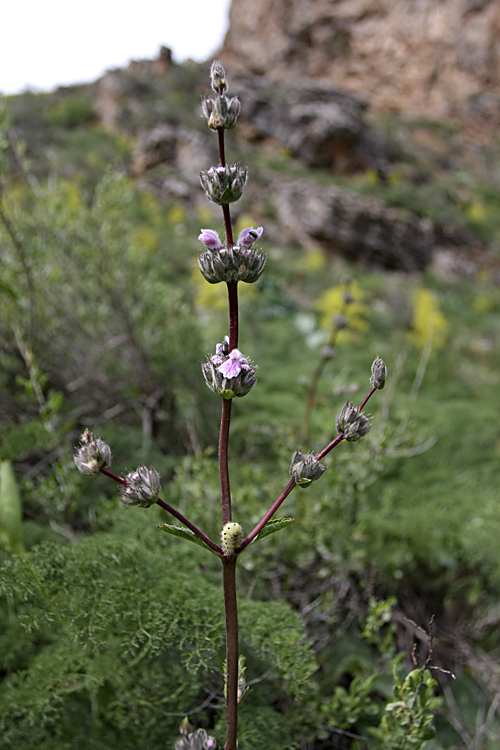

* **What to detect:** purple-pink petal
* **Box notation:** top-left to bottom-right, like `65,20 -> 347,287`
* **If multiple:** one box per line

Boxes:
218,348 -> 245,378
237,226 -> 264,248
198,229 -> 223,250
218,359 -> 241,378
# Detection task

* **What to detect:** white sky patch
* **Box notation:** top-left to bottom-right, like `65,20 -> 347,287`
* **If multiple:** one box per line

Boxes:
0,0 -> 232,94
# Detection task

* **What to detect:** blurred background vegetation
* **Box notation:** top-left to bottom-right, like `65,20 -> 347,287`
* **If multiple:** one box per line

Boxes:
1,58 -> 500,750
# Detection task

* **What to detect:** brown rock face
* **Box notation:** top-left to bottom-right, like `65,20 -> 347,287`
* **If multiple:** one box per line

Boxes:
221,0 -> 500,122
271,177 -> 436,271
230,73 -> 389,173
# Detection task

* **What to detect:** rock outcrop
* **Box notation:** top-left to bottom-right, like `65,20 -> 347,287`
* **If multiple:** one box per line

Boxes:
231,74 -> 389,174
269,177 -> 459,272
221,0 -> 500,124
95,47 -> 173,130
92,50 -> 486,274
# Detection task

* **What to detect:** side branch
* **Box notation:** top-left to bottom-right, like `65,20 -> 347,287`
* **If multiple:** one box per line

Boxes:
359,385 -> 377,412
240,479 -> 296,551
99,467 -> 223,555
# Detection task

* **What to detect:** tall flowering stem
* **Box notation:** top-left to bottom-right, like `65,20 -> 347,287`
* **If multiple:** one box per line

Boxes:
75,61 -> 387,750
202,61 -> 242,750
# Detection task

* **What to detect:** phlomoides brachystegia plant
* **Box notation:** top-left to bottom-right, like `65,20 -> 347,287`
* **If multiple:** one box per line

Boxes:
74,62 -> 388,750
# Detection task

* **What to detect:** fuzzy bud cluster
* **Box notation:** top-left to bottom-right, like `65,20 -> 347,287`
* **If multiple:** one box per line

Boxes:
202,337 -> 257,399
335,401 -> 371,442
74,428 -> 112,476
289,450 -> 326,487
200,164 -> 248,205
120,465 -> 161,508
198,226 -> 266,284
370,357 -> 387,390
332,313 -> 348,330
202,94 -> 241,131
176,725 -> 216,750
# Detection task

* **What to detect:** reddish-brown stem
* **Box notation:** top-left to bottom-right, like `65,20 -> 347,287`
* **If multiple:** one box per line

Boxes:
222,556 -> 239,750
315,434 -> 344,462
218,126 -> 234,250
218,128 -> 226,168
223,204 -> 234,250
99,467 -> 223,555
227,281 -> 239,350
359,385 -> 377,412
239,479 -> 296,551
100,467 -> 127,484
155,498 -> 223,555
219,398 -> 233,525
216,115 -> 240,748
239,384 -> 379,550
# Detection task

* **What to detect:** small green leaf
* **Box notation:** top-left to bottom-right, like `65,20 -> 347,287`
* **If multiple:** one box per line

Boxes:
157,524 -> 219,556
0,460 -> 25,554
255,517 -> 295,542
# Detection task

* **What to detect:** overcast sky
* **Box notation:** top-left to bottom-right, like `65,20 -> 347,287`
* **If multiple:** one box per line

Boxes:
1,0 -> 232,95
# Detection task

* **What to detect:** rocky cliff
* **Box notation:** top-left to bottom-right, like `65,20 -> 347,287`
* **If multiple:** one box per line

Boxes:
220,0 -> 500,124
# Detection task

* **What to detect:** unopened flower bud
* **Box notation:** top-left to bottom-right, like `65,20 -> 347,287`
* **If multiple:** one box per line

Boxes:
290,450 -> 326,487
321,346 -> 335,360
175,727 -> 217,750
200,165 -> 248,205
202,345 -> 257,399
370,357 -> 387,390
179,717 -> 191,737
335,401 -> 371,442
333,313 -> 348,330
210,60 -> 227,94
120,465 -> 161,508
74,428 -> 112,476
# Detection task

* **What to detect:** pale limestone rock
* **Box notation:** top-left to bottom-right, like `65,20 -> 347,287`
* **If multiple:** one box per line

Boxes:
221,0 -> 500,122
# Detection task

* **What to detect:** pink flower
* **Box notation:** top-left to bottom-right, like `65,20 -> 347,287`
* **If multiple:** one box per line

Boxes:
198,228 -> 223,250
237,226 -> 263,248
217,349 -> 250,379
